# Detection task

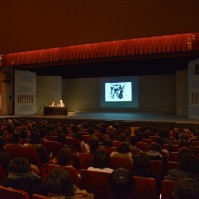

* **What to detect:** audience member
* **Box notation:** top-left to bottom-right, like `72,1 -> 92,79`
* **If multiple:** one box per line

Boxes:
173,177 -> 199,199
132,152 -> 161,192
109,168 -> 134,199
88,148 -> 113,173
165,153 -> 199,181
0,137 -> 11,175
110,142 -> 132,160
1,157 -> 43,196
89,138 -> 99,154
129,136 -> 142,156
42,168 -> 88,198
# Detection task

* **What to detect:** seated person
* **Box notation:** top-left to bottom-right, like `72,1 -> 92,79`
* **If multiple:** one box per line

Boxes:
89,138 -> 99,154
109,168 -> 134,199
129,136 -> 142,157
1,157 -> 43,197
42,168 -> 88,198
173,177 -> 199,199
23,131 -> 50,164
0,137 -> 11,175
88,148 -> 113,173
132,152 -> 162,193
165,153 -> 199,181
110,142 -> 132,160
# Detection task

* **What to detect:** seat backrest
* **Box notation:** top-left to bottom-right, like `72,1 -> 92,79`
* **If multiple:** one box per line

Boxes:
80,169 -> 111,199
150,160 -> 164,177
133,176 -> 158,199
47,164 -> 80,186
79,153 -> 94,169
43,140 -> 63,156
66,137 -> 81,152
109,156 -> 132,170
161,180 -> 176,199
98,146 -> 117,155
0,185 -> 29,199
32,193 -> 94,199
0,165 -> 6,183
32,194 -> 51,199
169,152 -> 178,162
16,146 -> 42,166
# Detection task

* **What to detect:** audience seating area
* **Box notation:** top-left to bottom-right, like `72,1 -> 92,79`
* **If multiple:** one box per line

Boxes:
0,117 -> 199,199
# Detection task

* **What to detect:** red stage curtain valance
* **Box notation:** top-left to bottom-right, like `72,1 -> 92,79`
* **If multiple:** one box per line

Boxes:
2,32 -> 199,67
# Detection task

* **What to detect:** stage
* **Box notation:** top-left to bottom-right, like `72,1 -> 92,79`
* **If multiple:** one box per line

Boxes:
3,111 -> 199,129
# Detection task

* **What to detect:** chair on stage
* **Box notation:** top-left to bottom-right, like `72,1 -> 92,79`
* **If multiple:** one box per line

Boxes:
133,176 -> 159,199
80,169 -> 111,199
47,164 -> 80,186
0,185 -> 29,199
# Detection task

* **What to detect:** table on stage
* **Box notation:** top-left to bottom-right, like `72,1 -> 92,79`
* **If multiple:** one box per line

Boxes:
43,106 -> 68,115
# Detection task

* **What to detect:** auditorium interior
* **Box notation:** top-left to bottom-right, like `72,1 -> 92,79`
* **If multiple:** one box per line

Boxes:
0,1 -> 199,198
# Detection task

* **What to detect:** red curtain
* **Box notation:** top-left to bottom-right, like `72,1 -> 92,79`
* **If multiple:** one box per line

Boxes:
2,32 -> 199,67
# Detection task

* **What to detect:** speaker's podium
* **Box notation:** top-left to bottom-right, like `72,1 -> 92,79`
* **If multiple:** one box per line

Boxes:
43,106 -> 68,115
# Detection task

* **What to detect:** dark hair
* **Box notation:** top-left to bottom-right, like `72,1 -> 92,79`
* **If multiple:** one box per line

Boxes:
133,152 -> 151,170
148,142 -> 162,152
11,133 -> 21,144
29,131 -> 42,144
56,148 -> 74,166
93,149 -> 110,169
43,168 -> 74,196
118,142 -> 130,153
129,136 -> 138,146
173,178 -> 199,199
56,133 -> 66,145
109,168 -> 134,199
89,139 -> 99,154
179,153 -> 199,173
8,157 -> 31,173
177,146 -> 194,161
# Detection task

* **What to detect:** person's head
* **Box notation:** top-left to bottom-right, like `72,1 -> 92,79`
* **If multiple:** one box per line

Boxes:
89,138 -> 99,154
179,133 -> 189,141
29,131 -> 42,144
56,133 -> 66,145
179,153 -> 199,173
158,128 -> 169,138
118,134 -> 127,142
109,168 -> 134,199
118,142 -> 130,153
129,136 -> 138,146
133,152 -> 151,171
93,148 -> 110,169
8,157 -> 31,174
0,137 -> 6,151
177,146 -> 194,161
148,142 -> 162,152
173,178 -> 199,199
43,168 -> 74,197
56,148 -> 74,166
11,133 -> 21,144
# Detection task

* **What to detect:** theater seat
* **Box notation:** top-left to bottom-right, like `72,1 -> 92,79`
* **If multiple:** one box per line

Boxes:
161,180 -> 176,199
109,156 -> 132,170
79,153 -> 94,169
0,185 -> 29,199
80,169 -> 111,199
133,176 -> 159,199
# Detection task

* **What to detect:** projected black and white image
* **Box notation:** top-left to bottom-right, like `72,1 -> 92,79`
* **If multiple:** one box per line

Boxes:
105,82 -> 132,102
